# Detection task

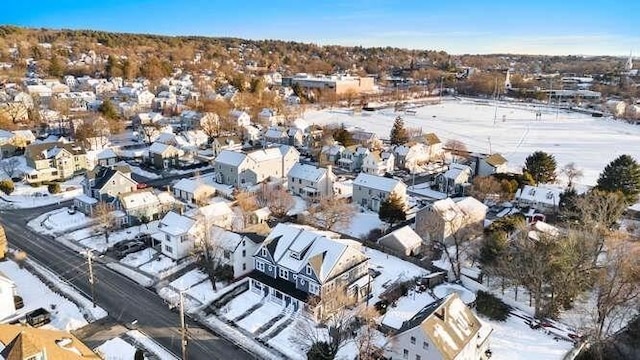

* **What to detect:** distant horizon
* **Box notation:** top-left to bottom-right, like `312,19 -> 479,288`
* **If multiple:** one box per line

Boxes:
1,0 -> 638,57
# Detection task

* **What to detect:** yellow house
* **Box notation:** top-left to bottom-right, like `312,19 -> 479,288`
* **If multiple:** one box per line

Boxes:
24,142 -> 89,183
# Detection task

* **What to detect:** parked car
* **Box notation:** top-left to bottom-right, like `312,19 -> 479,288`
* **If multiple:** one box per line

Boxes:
26,308 -> 51,327
114,241 -> 146,258
134,233 -> 153,246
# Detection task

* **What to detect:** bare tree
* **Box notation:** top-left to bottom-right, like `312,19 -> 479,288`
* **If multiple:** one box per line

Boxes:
561,162 -> 584,188
139,123 -> 162,145
93,202 -> 118,244
469,176 -> 504,203
355,306 -> 389,360
199,112 -> 220,142
303,198 -> 355,231
255,183 -> 295,218
445,139 -> 468,163
234,189 -> 258,228
0,158 -> 20,178
195,223 -> 232,291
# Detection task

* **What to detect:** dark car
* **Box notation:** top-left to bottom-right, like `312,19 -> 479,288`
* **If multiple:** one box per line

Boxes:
114,241 -> 146,258
26,308 -> 51,328
134,233 -> 153,246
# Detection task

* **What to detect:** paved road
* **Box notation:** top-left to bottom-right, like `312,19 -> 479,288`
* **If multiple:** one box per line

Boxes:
130,167 -> 217,190
0,206 -> 254,360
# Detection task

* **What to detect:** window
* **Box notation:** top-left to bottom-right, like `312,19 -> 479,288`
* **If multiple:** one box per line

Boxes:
242,263 -> 246,271
309,282 -> 319,295
403,349 -> 409,359
268,265 -> 273,271
415,356 -> 421,360
242,249 -> 246,257
306,265 -> 312,275
410,336 -> 416,345
422,342 -> 429,350
165,234 -> 170,242
256,261 -> 265,271
164,244 -> 173,253
261,248 -> 267,257
279,268 -> 289,279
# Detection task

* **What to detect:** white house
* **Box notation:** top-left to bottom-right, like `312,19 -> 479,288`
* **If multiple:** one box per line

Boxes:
0,272 -> 16,320
187,202 -> 235,230
287,163 -> 336,199
415,197 -> 488,244
209,227 -> 264,278
384,294 -> 493,360
436,163 -> 473,196
172,178 -> 216,205
362,151 -> 395,176
605,99 -> 627,117
214,146 -> 300,187
229,109 -> 251,127
258,108 -> 284,126
477,153 -> 508,177
514,185 -> 562,214
118,189 -> 162,223
154,211 -> 199,260
352,173 -> 407,212
135,89 -> 156,107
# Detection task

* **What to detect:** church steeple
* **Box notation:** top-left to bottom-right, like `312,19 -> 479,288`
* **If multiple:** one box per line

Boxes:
625,51 -> 633,71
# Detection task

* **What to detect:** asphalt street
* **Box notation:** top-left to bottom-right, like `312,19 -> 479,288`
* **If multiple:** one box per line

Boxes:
0,205 -> 254,360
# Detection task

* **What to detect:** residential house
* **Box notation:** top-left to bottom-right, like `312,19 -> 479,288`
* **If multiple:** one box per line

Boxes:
249,223 -> 370,319
135,89 -> 155,107
394,142 -> 431,172
209,228 -> 264,278
304,124 -> 324,151
338,146 -> 369,172
287,127 -> 304,148
320,144 -> 345,165
362,151 -> 395,176
287,163 -> 335,199
154,211 -> 200,260
0,324 -> 100,360
353,173 -> 407,212
436,164 -> 473,196
118,189 -> 163,223
383,294 -> 492,360
477,153 -> 508,177
258,108 -> 284,126
416,132 -> 444,160
214,146 -> 300,187
350,129 -> 378,148
24,142 -> 89,183
263,127 -> 289,145
0,272 -> 16,320
229,109 -> 251,127
75,165 -> 138,216
377,225 -> 423,256
173,178 -> 216,205
95,148 -> 117,167
250,207 -> 271,225
514,185 -> 562,214
148,142 -> 184,169
212,136 -> 243,157
0,130 -> 34,158
415,197 -> 488,244
187,201 -> 235,229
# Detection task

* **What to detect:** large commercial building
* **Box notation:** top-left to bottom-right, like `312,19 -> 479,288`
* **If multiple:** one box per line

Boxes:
282,74 -> 375,95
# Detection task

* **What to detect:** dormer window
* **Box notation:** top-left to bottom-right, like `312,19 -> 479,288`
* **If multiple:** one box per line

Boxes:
306,265 -> 312,275
261,248 -> 267,257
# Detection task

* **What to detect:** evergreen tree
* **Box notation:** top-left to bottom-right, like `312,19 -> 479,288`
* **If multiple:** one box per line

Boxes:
596,154 -> 640,204
389,116 -> 409,145
99,99 -> 119,120
105,55 -> 121,78
378,192 -> 406,227
332,125 -> 355,147
524,151 -> 557,185
48,55 -> 64,78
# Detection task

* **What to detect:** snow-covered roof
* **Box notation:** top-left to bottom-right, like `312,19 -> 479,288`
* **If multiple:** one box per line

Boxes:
261,223 -> 367,283
209,227 -> 244,252
515,185 -> 562,206
173,178 -> 209,194
96,148 -> 117,160
287,163 -> 327,183
378,226 -> 423,250
148,142 -> 175,155
353,173 -> 403,193
453,197 -> 488,217
159,211 -> 196,236
74,194 -> 98,205
247,147 -> 283,163
119,190 -> 159,209
381,290 -> 436,330
194,202 -> 233,219
215,150 -> 247,166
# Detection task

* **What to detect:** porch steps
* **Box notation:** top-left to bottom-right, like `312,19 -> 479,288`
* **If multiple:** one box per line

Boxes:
232,298 -> 267,323
258,306 -> 297,341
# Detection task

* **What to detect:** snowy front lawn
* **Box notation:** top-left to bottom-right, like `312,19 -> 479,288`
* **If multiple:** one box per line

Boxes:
0,259 -> 107,331
67,221 -> 159,253
0,173 -> 84,209
219,290 -> 264,321
28,208 -> 94,236
363,247 -> 430,303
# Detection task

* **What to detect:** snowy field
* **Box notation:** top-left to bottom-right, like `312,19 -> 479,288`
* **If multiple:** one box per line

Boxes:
0,259 -> 106,330
304,98 -> 640,186
336,212 -> 384,239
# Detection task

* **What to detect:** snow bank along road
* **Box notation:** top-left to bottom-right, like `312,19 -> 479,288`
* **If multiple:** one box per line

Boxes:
0,205 -> 254,360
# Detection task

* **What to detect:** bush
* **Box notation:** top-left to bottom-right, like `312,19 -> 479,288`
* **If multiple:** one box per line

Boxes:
47,183 -> 61,194
476,290 -> 511,321
0,179 -> 15,195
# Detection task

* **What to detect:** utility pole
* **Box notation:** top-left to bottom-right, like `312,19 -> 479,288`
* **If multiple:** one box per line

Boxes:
87,250 -> 96,308
180,292 -> 188,360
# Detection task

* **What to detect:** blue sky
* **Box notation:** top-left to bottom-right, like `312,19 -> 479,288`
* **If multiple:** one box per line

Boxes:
2,0 -> 638,55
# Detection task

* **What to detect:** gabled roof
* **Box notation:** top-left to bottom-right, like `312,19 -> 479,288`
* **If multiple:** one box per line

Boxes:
484,153 -> 507,167
288,163 -> 328,182
0,324 -> 99,360
173,178 -> 214,194
159,211 -> 196,236
422,132 -> 441,146
87,165 -> 137,191
353,173 -> 403,193
215,150 -> 247,166
118,190 -> 159,210
96,148 -> 117,160
378,225 -> 423,250
25,142 -> 85,160
149,142 -> 179,155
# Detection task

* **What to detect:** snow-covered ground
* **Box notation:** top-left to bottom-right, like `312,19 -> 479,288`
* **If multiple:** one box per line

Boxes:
0,178 -> 83,209
336,212 -> 384,239
305,99 -> 640,186
0,258 -> 107,330
28,208 -> 94,236
95,337 -> 138,360
287,195 -> 307,216
126,330 -> 179,360
487,315 -> 574,360
65,221 -> 159,253
364,247 -> 430,303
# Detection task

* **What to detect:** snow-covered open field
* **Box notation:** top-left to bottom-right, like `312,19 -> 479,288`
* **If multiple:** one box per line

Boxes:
304,98 -> 640,186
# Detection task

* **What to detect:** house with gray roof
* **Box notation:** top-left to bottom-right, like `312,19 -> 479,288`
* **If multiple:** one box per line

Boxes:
287,163 -> 335,199
353,173 -> 407,212
213,145 -> 299,187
